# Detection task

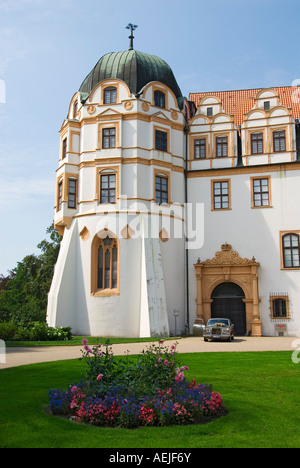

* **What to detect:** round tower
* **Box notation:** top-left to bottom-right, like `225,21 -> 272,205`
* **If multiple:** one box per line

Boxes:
47,41 -> 189,337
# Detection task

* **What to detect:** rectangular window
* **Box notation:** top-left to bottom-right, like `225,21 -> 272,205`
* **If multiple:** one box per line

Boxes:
207,107 -> 213,117
62,138 -> 67,159
213,181 -> 230,210
68,179 -> 77,209
273,130 -> 286,152
155,130 -> 168,152
264,101 -> 270,111
251,133 -> 264,154
104,87 -> 117,104
100,174 -> 116,204
57,181 -> 63,211
102,128 -> 116,148
216,136 -> 228,157
252,178 -> 270,207
194,138 -> 206,159
270,294 -> 290,319
155,175 -> 169,205
154,91 -> 165,108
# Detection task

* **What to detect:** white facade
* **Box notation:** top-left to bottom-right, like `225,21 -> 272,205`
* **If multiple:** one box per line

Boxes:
47,54 -> 300,338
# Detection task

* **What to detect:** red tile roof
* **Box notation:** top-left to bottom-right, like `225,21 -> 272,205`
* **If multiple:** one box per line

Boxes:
189,87 -> 300,127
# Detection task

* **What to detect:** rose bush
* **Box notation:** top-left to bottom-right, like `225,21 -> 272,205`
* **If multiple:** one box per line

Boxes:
48,339 -> 226,428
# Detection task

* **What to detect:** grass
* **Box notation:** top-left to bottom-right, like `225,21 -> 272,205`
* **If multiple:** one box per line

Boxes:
1,351 -> 300,448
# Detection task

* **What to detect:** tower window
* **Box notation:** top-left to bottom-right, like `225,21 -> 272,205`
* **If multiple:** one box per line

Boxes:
154,91 -> 166,108
100,174 -> 116,204
155,130 -> 168,152
57,180 -> 63,211
73,99 -> 78,119
104,87 -> 117,104
97,236 -> 118,291
68,179 -> 77,209
62,138 -> 67,159
102,128 -> 116,148
155,175 -> 169,205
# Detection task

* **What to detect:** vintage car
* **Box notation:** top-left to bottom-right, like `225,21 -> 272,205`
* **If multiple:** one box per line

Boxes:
203,318 -> 234,342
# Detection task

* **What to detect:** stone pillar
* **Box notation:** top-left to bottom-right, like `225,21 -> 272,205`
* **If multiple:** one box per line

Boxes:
194,260 -> 204,324
251,265 -> 262,337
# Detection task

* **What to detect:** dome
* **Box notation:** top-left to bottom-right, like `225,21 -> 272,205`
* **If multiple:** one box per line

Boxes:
79,49 -> 183,106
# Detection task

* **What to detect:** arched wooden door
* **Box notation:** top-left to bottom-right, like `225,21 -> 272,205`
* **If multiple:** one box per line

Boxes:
211,282 -> 246,336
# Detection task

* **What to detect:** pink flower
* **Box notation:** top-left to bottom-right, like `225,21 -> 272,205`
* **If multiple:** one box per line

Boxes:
82,339 -> 88,345
164,359 -> 169,365
159,339 -> 165,344
84,345 -> 92,353
97,374 -> 103,381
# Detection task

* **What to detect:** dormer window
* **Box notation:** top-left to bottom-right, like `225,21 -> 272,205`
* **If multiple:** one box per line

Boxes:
207,107 -> 213,117
264,101 -> 270,111
154,91 -> 165,108
104,87 -> 117,104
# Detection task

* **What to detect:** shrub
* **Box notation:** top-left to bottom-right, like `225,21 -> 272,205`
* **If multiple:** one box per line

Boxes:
0,321 -> 72,342
48,340 -> 226,428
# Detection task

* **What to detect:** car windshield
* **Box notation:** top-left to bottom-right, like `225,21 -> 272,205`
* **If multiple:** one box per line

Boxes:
207,319 -> 230,326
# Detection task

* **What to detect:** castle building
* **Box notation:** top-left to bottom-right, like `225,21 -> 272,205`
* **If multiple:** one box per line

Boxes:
47,36 -> 300,338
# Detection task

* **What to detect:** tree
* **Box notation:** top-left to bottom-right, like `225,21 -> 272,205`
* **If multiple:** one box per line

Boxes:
0,224 -> 62,324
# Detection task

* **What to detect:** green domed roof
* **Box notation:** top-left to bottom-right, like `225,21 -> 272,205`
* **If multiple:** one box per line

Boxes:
79,49 -> 183,105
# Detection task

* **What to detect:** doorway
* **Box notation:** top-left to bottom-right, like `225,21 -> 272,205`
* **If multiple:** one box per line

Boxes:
211,282 -> 246,336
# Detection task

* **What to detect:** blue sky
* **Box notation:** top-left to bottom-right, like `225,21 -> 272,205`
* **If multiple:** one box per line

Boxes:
0,0 -> 299,275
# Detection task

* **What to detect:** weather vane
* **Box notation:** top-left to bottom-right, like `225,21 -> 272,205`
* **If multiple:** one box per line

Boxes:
126,23 -> 138,50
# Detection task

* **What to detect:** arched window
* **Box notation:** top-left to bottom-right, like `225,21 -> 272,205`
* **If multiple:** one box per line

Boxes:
282,233 -> 300,268
104,87 -> 117,104
91,233 -> 119,295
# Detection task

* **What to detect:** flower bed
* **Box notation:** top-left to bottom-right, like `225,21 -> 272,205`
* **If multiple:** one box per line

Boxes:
48,340 -> 227,428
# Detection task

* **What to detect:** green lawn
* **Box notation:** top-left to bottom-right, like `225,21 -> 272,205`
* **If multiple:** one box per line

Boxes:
0,351 -> 300,448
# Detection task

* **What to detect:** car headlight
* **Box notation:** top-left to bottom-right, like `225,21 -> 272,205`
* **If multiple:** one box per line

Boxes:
221,328 -> 230,334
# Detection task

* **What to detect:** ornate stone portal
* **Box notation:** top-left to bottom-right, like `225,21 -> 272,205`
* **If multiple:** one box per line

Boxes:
194,243 -> 262,337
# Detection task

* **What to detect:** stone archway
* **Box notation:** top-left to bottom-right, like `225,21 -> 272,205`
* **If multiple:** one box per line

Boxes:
194,243 -> 262,337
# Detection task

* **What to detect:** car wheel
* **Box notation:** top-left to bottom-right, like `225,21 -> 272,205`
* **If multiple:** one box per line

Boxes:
204,338 -> 208,342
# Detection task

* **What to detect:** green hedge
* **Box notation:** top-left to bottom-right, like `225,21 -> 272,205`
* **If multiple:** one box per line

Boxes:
0,321 -> 72,342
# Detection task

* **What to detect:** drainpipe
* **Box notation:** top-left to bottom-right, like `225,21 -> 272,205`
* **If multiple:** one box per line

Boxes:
184,124 -> 190,335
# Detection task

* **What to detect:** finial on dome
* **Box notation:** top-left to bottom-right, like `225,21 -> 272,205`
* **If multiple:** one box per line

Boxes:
126,23 -> 138,50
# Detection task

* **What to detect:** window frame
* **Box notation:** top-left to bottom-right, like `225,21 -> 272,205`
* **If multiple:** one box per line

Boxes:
211,179 -> 231,211
251,176 -> 272,209
102,127 -> 116,149
155,129 -> 168,152
154,90 -> 166,109
155,174 -> 169,205
281,232 -> 300,269
251,132 -> 264,155
100,173 -> 116,204
91,233 -> 120,297
68,178 -> 77,209
216,136 -> 228,158
62,137 -> 67,159
103,86 -> 117,104
273,130 -> 286,153
270,294 -> 290,319
57,179 -> 63,212
194,138 -> 207,159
